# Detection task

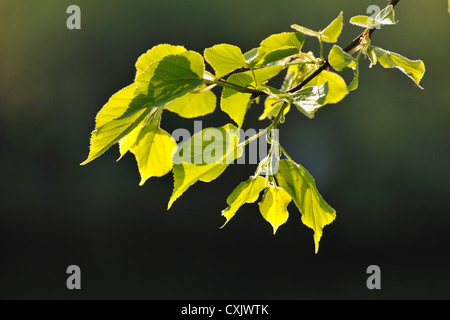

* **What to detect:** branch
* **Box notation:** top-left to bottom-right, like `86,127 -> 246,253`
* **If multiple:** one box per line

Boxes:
253,0 -> 401,97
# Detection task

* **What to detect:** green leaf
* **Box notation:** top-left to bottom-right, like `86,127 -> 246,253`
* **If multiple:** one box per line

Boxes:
169,162 -> 228,209
276,159 -> 336,253
349,15 -> 380,29
321,11 -> 344,43
204,44 -> 248,78
305,70 -> 348,104
254,32 -> 305,67
81,84 -> 153,165
290,24 -> 320,38
118,122 -> 143,159
258,185 -> 292,234
281,61 -> 316,91
371,47 -> 426,88
328,45 -> 357,71
292,12 -> 343,43
243,48 -> 259,63
348,62 -> 359,92
375,5 -> 397,26
168,124 -> 243,208
129,123 -> 177,185
125,51 -> 205,118
135,44 -> 186,78
165,85 -> 216,118
173,123 -> 242,165
350,5 -> 397,29
221,66 -> 283,127
259,98 -> 290,121
291,83 -> 329,119
221,176 -> 267,227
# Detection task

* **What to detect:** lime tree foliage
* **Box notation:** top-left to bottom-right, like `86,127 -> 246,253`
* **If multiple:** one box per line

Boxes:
82,1 -> 425,253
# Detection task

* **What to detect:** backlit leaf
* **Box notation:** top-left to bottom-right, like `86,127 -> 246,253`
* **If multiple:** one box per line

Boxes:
221,176 -> 267,227
204,44 -> 248,78
258,185 -> 292,234
276,159 -> 336,253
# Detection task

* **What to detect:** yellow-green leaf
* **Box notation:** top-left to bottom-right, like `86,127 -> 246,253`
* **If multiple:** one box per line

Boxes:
221,176 -> 267,227
204,44 -> 248,78
135,44 -> 186,78
165,85 -> 216,118
255,32 -> 304,67
371,47 -> 426,88
276,159 -> 336,253
168,162 -> 228,209
124,51 -> 205,118
258,185 -> 292,234
259,98 -> 290,121
328,45 -> 357,71
292,12 -> 343,43
321,11 -> 343,43
305,70 -> 348,104
81,84 -> 153,165
221,66 -> 283,127
129,124 -> 177,186
168,124 -> 243,208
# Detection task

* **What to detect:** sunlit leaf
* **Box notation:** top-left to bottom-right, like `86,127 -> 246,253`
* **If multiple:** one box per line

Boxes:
292,12 -> 343,43
350,5 -> 397,29
168,124 -> 243,208
276,159 -> 336,253
328,45 -> 357,71
254,32 -> 304,67
305,70 -> 348,104
221,176 -> 267,227
204,44 -> 248,78
258,185 -> 292,234
135,44 -> 186,78
130,123 -> 177,185
123,51 -> 205,118
165,85 -> 216,118
321,11 -> 344,43
81,84 -> 153,165
371,46 -> 426,88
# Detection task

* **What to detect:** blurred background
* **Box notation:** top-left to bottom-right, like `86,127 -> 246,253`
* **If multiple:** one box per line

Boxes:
0,0 -> 449,299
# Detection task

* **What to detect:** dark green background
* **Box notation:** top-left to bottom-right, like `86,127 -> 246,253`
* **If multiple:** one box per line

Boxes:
1,0 -> 449,299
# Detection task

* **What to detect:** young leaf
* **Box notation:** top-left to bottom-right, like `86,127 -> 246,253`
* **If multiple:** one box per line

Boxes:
125,51 -> 205,118
204,44 -> 248,78
258,185 -> 292,234
321,11 -> 344,43
81,84 -> 153,165
305,70 -> 348,104
370,47 -> 426,88
259,98 -> 291,121
348,62 -> 359,92
290,24 -> 320,38
221,66 -> 283,127
276,159 -> 336,253
135,44 -> 187,78
328,45 -> 357,71
221,176 -> 267,227
254,32 -> 305,67
165,85 -> 216,118
168,124 -> 243,208
350,5 -> 397,29
291,83 -> 328,119
169,162 -> 229,209
243,48 -> 259,63
292,12 -> 343,43
349,15 -> 380,29
130,123 -> 177,185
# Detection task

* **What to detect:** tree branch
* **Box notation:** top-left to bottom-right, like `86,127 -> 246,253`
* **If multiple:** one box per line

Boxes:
249,0 -> 401,98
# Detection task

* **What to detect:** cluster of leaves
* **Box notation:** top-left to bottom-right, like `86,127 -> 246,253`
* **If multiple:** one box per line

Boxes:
82,3 -> 425,253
